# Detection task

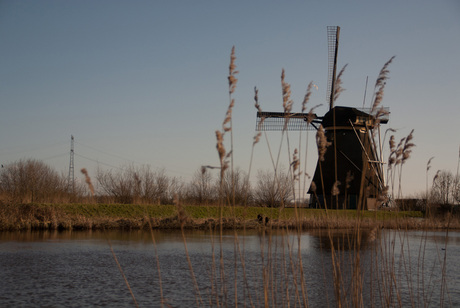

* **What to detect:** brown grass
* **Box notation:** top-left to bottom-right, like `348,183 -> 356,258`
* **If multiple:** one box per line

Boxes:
2,202 -> 458,231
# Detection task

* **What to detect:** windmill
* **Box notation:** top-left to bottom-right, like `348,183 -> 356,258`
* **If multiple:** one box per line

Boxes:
255,26 -> 389,210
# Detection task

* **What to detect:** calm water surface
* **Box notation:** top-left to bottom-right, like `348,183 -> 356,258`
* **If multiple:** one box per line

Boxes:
1,229 -> 459,307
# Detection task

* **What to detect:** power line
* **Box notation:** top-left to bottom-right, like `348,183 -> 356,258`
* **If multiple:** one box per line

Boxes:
75,141 -> 143,165
74,140 -> 193,177
0,140 -> 68,156
74,153 -> 123,170
40,153 -> 69,161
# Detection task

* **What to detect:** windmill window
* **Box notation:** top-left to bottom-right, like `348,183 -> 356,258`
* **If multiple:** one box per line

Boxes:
355,116 -> 369,125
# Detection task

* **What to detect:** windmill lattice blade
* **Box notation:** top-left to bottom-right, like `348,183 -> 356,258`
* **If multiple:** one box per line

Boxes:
256,112 -> 318,131
327,26 -> 340,109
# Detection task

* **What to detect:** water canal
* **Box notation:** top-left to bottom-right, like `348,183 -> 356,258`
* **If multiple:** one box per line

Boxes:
1,229 -> 459,307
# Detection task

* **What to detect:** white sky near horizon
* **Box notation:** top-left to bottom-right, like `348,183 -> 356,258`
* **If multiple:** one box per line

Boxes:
0,0 -> 459,198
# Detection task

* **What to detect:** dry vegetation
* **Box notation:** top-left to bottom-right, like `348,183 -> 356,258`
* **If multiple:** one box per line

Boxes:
4,202 -> 458,232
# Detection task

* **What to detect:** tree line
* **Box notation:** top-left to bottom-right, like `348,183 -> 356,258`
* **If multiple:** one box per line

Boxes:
0,159 -> 294,207
1,159 -> 458,209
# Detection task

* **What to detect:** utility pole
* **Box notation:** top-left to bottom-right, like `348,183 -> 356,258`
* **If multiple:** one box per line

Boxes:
68,135 -> 75,194
456,145 -> 460,204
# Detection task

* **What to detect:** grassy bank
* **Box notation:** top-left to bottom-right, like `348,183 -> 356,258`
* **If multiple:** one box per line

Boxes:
1,202 -> 457,231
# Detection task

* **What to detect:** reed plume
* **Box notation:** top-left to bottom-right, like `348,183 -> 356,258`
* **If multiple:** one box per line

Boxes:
228,46 -> 238,94
281,69 -> 293,114
222,99 -> 234,132
373,107 -> 390,135
331,181 -> 341,196
433,170 -> 441,185
387,135 -> 396,175
389,135 -> 396,152
291,148 -> 300,181
401,129 -> 415,165
301,82 -> 321,131
371,56 -> 395,113
427,157 -> 434,173
216,47 -> 238,180
395,137 -> 406,166
307,104 -> 321,124
281,69 -> 293,133
253,86 -> 263,146
316,125 -> 331,161
80,168 -> 94,196
426,156 -> 435,211
301,82 -> 314,113
333,64 -> 348,102
253,132 -> 262,146
248,86 -> 264,193
223,47 -> 236,132
393,129 -> 415,198
254,86 -> 261,113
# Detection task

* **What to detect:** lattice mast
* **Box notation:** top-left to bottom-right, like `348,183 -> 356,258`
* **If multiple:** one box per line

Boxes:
68,135 -> 75,194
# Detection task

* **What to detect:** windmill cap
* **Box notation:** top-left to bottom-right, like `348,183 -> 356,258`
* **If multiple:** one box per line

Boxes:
322,106 -> 389,129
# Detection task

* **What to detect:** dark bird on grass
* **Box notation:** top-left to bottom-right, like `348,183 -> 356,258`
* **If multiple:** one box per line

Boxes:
257,214 -> 269,225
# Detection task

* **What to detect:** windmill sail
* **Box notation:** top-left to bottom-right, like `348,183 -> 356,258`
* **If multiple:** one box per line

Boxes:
327,26 -> 340,110
255,112 -> 321,131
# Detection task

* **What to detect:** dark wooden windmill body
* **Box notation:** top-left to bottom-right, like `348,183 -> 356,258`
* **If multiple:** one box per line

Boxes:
255,26 -> 389,210
307,105 -> 388,209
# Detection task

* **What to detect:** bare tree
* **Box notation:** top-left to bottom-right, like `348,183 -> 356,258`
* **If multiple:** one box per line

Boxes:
253,169 -> 293,207
96,165 -> 173,204
221,167 -> 251,206
97,167 -> 132,203
431,170 -> 458,205
167,176 -> 186,204
187,167 -> 216,205
0,159 -> 67,203
454,177 -> 460,205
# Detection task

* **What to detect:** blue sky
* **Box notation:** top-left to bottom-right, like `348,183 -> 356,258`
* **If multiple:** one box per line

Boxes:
1,0 -> 459,197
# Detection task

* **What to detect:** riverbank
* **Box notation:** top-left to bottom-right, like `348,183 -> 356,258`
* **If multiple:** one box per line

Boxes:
0,203 -> 458,231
